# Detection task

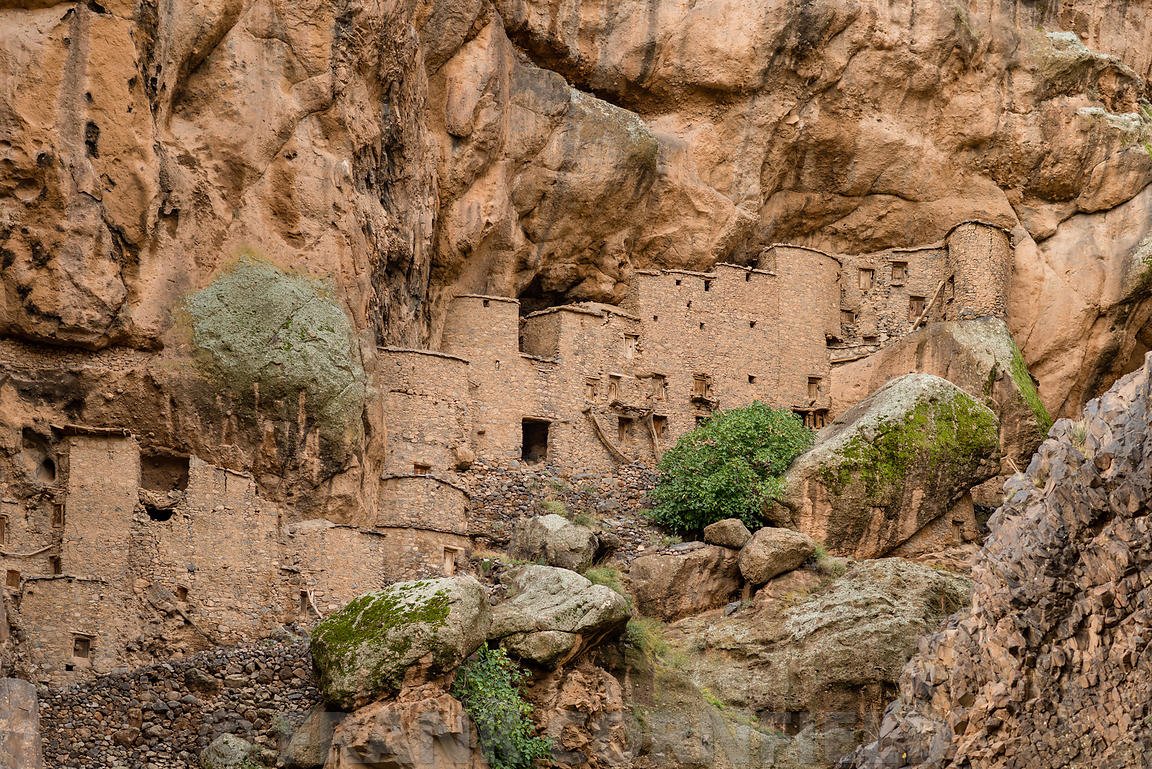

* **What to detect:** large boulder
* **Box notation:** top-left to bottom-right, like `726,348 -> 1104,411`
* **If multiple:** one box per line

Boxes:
281,706 -> 344,769
738,527 -> 817,585
628,543 -> 740,621
324,685 -> 486,769
702,518 -> 752,549
310,576 -> 491,710
832,317 -> 1051,469
663,559 -> 970,768
490,565 -> 630,667
772,374 -> 1001,559
511,514 -> 599,571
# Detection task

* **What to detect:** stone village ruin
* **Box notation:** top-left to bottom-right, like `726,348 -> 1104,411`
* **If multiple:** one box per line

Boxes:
0,221 -> 1011,687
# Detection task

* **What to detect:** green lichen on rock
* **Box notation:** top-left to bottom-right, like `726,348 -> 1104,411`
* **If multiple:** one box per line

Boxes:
310,577 -> 490,710
821,390 -> 1000,504
185,255 -> 366,437
1007,339 -> 1053,434
780,374 -> 1001,556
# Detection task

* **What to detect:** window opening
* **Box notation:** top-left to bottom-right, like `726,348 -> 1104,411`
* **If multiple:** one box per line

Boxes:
521,419 -> 550,464
141,453 -> 190,492
858,268 -> 874,291
72,636 -> 91,659
891,261 -> 907,284
5,571 -> 19,589
808,377 -> 823,400
909,295 -> 926,320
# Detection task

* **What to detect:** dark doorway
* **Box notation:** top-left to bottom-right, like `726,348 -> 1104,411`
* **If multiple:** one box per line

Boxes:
521,419 -> 550,464
141,453 -> 190,492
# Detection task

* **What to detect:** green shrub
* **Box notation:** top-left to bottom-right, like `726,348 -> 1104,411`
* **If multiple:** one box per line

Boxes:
648,402 -> 813,533
540,499 -> 567,517
451,646 -> 552,769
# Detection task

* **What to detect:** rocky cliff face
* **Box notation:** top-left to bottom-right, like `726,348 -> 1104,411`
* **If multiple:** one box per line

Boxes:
2,1 -> 1151,509
843,351 -> 1152,768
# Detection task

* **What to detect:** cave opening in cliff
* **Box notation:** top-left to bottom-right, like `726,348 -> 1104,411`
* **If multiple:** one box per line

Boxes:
517,275 -> 570,316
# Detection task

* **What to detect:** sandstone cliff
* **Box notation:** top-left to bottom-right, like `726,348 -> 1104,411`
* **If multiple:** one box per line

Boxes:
3,0 -> 1152,518
843,351 -> 1152,768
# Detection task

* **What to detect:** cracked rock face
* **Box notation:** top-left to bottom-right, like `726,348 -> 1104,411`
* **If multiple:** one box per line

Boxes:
841,352 -> 1152,768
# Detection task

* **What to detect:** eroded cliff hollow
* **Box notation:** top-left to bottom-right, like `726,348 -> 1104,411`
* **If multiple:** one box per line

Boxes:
843,351 -> 1152,768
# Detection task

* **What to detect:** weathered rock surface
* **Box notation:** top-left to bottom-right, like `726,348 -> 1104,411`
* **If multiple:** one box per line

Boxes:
628,542 -> 741,621
511,513 -> 599,571
738,527 -> 817,585
833,318 -> 1051,468
526,660 -> 633,769
842,353 -> 1152,769
702,518 -> 752,549
1,0 -> 1151,525
310,577 -> 490,710
773,374 -> 1001,559
324,685 -> 486,769
0,679 -> 43,769
663,559 -> 969,769
199,733 -> 261,769
282,706 -> 344,769
489,565 -> 629,667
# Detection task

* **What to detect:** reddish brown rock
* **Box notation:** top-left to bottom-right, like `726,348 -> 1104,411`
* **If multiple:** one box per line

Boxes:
628,543 -> 740,621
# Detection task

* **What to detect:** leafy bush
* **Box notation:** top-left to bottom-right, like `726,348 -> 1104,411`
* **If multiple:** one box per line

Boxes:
624,616 -> 670,663
647,402 -> 813,533
451,646 -> 552,769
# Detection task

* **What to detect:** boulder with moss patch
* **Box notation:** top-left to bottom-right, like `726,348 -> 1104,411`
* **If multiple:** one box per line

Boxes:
185,257 -> 367,443
771,374 -> 1001,559
310,576 -> 490,710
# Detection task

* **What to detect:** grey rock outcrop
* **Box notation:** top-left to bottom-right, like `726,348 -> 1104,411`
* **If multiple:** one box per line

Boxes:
703,518 -> 752,549
738,527 -> 817,585
843,354 -> 1152,768
629,542 -> 740,621
511,513 -> 599,571
772,374 -> 1001,559
281,706 -> 344,769
490,565 -> 630,667
663,559 -> 969,768
310,577 -> 490,710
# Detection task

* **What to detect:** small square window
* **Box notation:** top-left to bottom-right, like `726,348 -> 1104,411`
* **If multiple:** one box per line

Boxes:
674,279 -> 682,286
698,322 -> 705,330
5,571 -> 19,589
808,377 -> 823,400
909,296 -> 926,320
49,556 -> 62,575
748,375 -> 757,384
72,636 -> 91,659
749,320 -> 757,329
413,463 -> 431,476
858,268 -> 875,291
703,280 -> 712,291
891,261 -> 907,283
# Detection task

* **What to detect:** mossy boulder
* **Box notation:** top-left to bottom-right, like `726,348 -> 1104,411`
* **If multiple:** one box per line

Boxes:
185,256 -> 367,441
771,374 -> 1000,558
310,576 -> 490,710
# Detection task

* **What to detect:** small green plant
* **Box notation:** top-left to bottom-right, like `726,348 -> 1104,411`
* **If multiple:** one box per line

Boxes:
624,616 -> 670,664
648,402 -> 813,533
451,646 -> 553,769
700,685 -> 726,711
811,543 -> 848,578
583,566 -> 627,597
540,499 -> 567,517
568,510 -> 597,528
